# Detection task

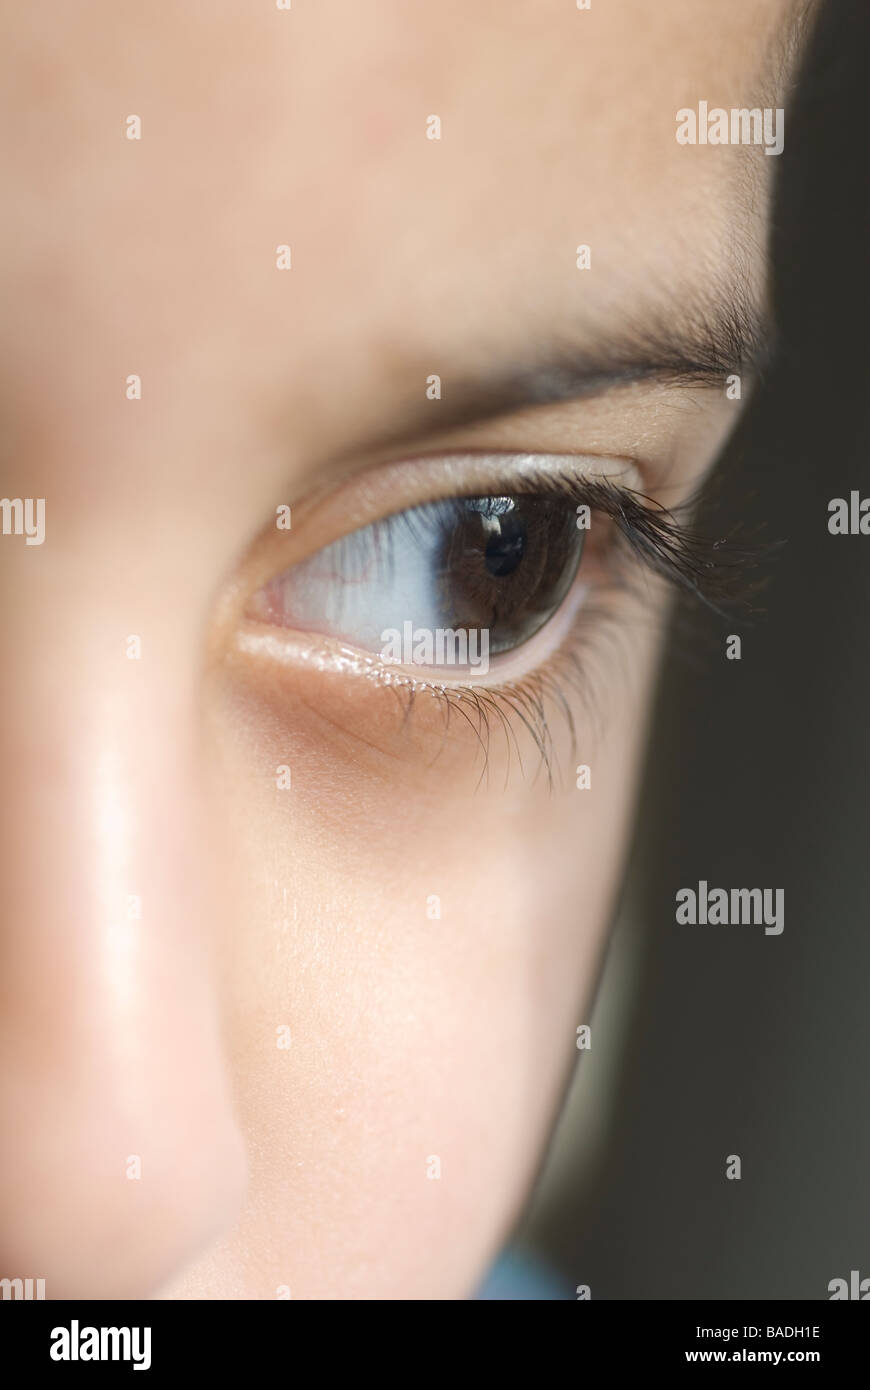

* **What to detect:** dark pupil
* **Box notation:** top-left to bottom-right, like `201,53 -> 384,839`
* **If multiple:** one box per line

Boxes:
434,495 -> 584,656
484,513 -> 527,578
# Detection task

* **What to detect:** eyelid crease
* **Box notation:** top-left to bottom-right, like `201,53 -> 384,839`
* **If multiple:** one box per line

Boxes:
276,451 -> 644,553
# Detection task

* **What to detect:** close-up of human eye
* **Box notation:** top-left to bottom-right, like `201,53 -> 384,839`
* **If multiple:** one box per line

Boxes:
4,0 -> 869,1366
241,447 -> 741,710
235,454 -> 733,784
250,489 -> 587,678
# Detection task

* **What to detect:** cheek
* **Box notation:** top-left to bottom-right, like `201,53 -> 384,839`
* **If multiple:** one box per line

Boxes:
183,634 -> 656,1298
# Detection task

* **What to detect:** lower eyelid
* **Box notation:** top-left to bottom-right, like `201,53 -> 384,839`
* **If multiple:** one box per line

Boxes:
228,554 -> 663,788
238,569 -> 594,694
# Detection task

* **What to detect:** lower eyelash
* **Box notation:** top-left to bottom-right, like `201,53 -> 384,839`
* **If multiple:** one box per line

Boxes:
376,471 -> 767,788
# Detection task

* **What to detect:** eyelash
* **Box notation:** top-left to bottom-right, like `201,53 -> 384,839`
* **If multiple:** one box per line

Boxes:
354,464 -> 761,788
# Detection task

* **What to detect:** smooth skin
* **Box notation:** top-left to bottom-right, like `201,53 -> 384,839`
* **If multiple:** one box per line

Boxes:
0,0 -> 804,1299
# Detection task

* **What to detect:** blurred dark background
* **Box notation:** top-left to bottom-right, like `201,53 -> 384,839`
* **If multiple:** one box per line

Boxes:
519,0 -> 870,1299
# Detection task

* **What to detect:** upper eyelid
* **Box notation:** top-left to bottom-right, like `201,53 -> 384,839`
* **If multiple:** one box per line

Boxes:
340,464 -> 757,619
250,456 -> 750,624
347,467 -> 731,606
266,450 -> 644,559
228,451 -> 642,603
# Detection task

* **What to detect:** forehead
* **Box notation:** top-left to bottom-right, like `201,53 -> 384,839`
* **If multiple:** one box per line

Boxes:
0,0 -> 793,486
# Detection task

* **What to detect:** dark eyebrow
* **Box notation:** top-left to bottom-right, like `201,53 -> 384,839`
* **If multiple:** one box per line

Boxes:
362,276 -> 771,452
329,7 -> 818,470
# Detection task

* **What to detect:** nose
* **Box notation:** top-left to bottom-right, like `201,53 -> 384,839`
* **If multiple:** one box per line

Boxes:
0,534 -> 246,1297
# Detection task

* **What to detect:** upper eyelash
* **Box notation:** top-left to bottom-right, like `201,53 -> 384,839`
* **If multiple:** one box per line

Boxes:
334,467 -> 762,616
501,467 -> 766,618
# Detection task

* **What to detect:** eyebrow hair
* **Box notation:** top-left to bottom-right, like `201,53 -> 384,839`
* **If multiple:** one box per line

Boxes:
406,6 -> 825,453
364,273 -> 771,452
762,0 -> 822,110
342,0 -> 822,465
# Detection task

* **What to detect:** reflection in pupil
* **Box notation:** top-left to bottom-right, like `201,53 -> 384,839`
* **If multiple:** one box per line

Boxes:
484,515 -> 527,578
